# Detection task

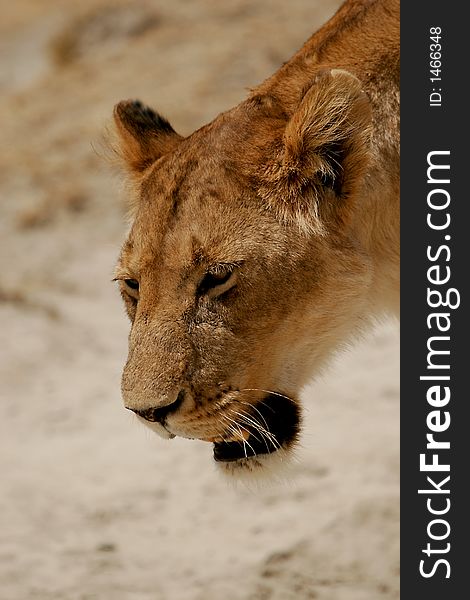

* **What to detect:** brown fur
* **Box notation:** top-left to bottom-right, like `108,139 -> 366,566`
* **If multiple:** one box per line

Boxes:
112,0 -> 399,475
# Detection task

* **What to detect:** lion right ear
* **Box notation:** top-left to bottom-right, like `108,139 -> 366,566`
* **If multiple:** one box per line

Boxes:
113,100 -> 182,174
258,69 -> 372,233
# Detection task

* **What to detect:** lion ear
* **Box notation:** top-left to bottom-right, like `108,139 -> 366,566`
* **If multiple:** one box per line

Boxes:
261,69 -> 372,232
113,100 -> 182,174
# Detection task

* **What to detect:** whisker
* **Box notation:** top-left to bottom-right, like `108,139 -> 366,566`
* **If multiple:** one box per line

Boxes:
223,414 -> 254,446
231,409 -> 274,443
221,419 -> 245,457
238,419 -> 276,454
223,420 -> 248,459
238,388 -> 294,402
233,397 -> 283,450
230,410 -> 271,453
231,406 -> 277,443
225,411 -> 266,446
236,400 -> 270,432
222,414 -> 257,457
230,408 -> 280,451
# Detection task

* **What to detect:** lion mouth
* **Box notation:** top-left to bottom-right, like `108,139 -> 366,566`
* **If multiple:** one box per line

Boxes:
212,393 -> 301,462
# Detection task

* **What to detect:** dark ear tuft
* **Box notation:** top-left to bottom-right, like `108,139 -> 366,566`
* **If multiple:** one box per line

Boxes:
113,99 -> 182,174
115,100 -> 176,136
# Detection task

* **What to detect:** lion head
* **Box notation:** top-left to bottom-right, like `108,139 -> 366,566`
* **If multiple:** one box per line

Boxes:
112,70 -> 373,476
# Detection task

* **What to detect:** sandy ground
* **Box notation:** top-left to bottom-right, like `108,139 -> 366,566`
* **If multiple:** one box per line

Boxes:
0,1 -> 399,599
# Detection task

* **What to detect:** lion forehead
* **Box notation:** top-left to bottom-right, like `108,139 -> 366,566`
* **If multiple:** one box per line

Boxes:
126,167 -> 287,274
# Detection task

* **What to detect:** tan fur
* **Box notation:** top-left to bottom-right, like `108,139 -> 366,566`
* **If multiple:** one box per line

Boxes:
112,0 -> 399,476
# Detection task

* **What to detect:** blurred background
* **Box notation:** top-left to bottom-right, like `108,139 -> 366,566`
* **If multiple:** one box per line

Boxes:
0,1 -> 399,599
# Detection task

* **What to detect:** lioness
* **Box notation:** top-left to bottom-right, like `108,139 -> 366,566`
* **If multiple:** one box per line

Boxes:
112,0 -> 399,476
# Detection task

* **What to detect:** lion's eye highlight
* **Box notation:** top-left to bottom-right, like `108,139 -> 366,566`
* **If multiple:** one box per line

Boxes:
198,267 -> 236,297
124,279 -> 139,291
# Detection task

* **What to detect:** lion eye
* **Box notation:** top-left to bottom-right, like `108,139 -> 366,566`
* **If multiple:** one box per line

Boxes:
198,268 -> 236,297
124,278 -> 139,291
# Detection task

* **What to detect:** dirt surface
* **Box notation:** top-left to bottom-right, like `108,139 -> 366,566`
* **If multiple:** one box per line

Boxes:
0,1 -> 399,599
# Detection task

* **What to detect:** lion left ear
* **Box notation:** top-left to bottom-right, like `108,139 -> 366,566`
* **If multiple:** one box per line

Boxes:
113,99 -> 182,175
260,69 -> 372,232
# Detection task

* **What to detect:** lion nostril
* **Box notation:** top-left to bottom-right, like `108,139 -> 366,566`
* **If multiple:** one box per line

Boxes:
129,390 -> 186,424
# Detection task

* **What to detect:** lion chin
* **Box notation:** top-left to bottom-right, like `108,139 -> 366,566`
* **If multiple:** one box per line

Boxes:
213,446 -> 299,483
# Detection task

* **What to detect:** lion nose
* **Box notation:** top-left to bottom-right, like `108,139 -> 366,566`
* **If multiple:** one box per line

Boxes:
126,390 -> 185,424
